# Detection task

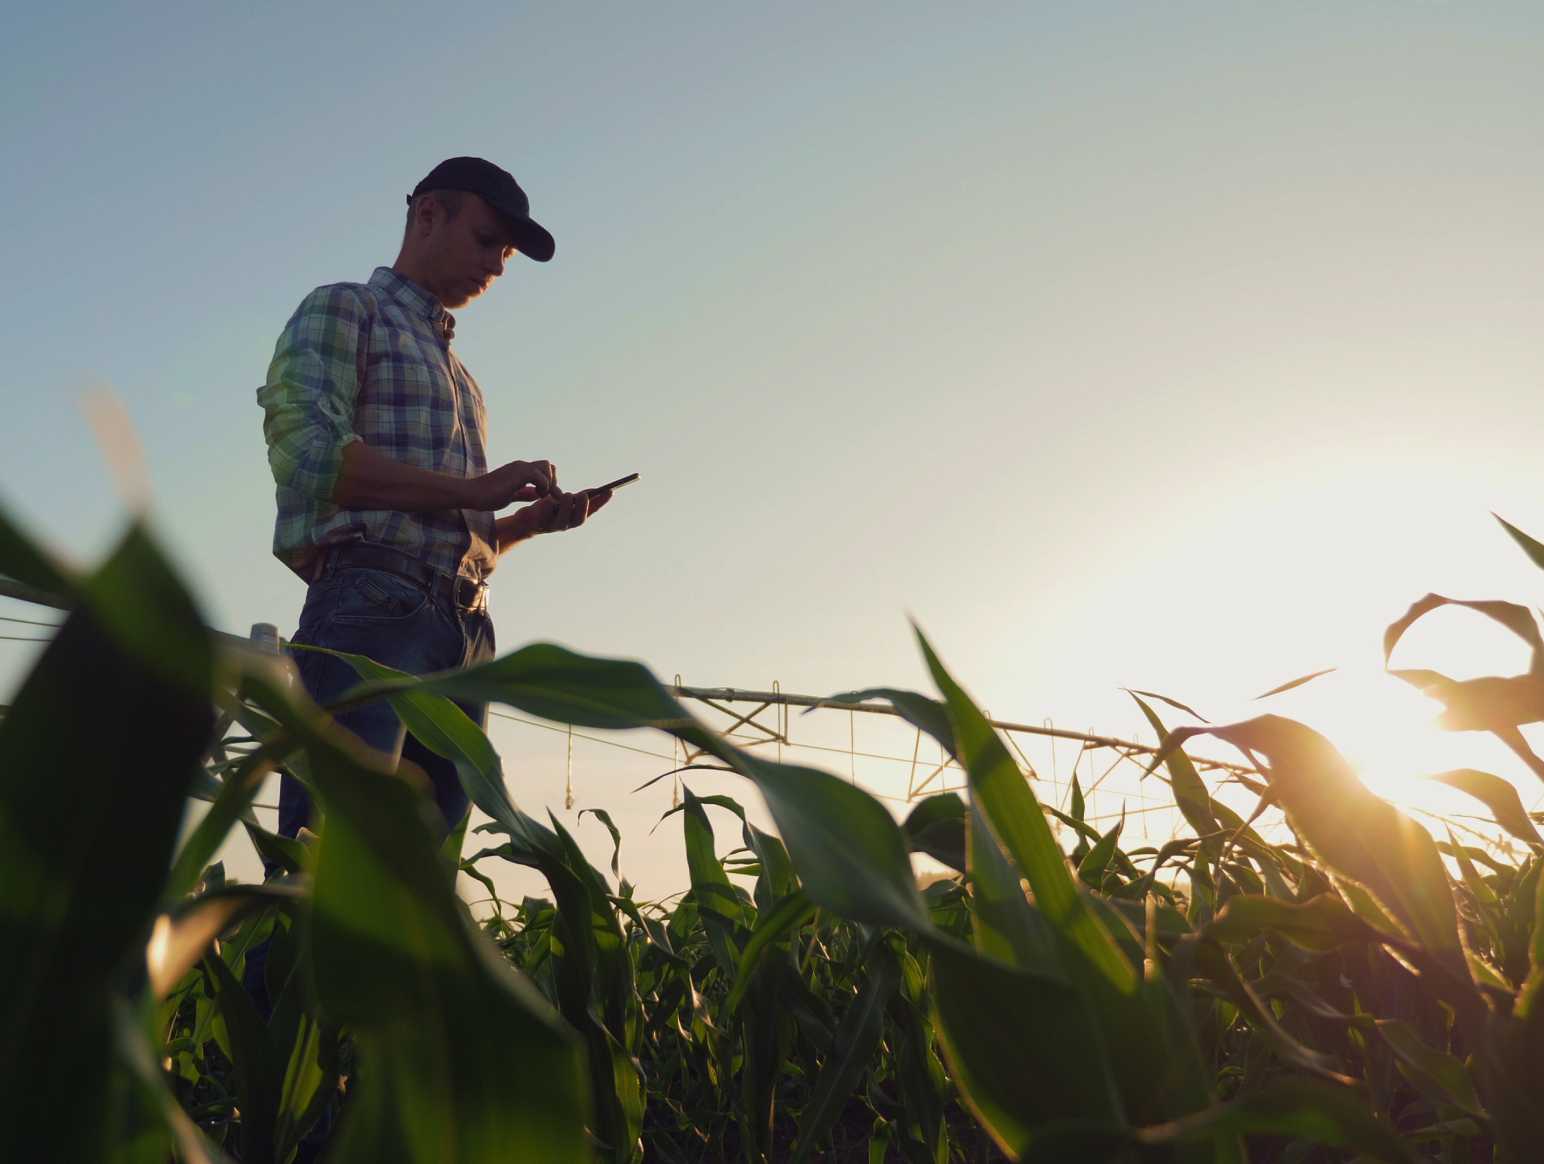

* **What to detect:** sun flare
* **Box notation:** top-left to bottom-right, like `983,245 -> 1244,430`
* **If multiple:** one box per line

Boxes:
1278,668 -> 1542,837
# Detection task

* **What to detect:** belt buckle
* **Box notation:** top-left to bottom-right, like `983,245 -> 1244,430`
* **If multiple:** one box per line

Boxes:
455,575 -> 485,612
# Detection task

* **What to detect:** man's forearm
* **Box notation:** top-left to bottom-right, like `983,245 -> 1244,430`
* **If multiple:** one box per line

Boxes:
331,438 -> 472,512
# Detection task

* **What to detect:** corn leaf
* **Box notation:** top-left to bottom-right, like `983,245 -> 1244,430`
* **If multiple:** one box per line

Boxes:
790,942 -> 900,1162
1162,716 -> 1467,974
243,673 -> 592,1163
1427,768 -> 1543,846
0,519 -> 213,1163
920,629 -> 1224,1148
1495,512 -> 1544,572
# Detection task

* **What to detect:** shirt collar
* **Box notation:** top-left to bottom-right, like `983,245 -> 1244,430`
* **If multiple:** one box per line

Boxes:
370,267 -> 456,341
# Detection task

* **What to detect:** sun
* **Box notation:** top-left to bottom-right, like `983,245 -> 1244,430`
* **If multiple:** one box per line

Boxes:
1278,668 -> 1541,837
1312,674 -> 1462,802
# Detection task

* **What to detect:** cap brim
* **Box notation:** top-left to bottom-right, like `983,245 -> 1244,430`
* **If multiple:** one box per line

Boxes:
497,209 -> 555,263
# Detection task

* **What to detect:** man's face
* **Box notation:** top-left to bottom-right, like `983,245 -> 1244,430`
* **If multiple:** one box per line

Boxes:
426,194 -> 518,309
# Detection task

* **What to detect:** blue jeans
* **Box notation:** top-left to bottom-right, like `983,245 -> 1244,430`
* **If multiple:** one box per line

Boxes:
276,556 -> 496,841
248,556 -> 494,1157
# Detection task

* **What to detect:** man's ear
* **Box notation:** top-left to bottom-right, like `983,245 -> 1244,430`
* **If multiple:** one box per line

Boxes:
410,194 -> 442,239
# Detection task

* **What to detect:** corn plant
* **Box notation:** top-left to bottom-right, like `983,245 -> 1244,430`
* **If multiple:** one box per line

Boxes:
4,500 -> 1544,1162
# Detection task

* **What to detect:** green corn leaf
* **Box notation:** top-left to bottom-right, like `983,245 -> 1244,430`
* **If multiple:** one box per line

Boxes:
1507,858 -> 1544,1023
1478,867 -> 1544,1164
1179,939 -> 1354,1083
1201,893 -> 1389,953
1532,852 -> 1544,979
360,642 -> 932,932
884,939 -> 949,1162
1375,1019 -> 1486,1119
821,686 -> 957,759
715,748 -> 932,931
272,1011 -> 341,1164
364,641 -> 694,733
1129,694 -> 1219,848
241,672 -> 591,1163
112,999 -> 234,1164
918,629 -> 1135,993
243,819 -> 310,876
1018,1077 -> 1414,1163
1247,963 -> 1476,1117
1427,768 -> 1543,846
743,820 -> 796,909
147,881 -> 304,999
725,890 -> 815,1013
1045,804 -> 1142,879
927,938 -> 1124,1156
202,950 -> 281,1164
1169,1078 -> 1415,1162
903,792 -> 966,871
315,631 -> 649,1159
681,786 -> 745,973
1445,828 -> 1501,917
298,642 -> 564,861
920,629 -> 1225,1150
168,747 -> 278,899
967,801 -> 1062,975
578,807 -> 624,878
1076,814 -> 1125,889
791,942 -> 901,1163
1161,716 -> 1468,975
379,633 -> 1159,1154
866,1118 -> 894,1164
542,815 -> 643,1164
654,791 -> 749,831
0,516 -> 214,1163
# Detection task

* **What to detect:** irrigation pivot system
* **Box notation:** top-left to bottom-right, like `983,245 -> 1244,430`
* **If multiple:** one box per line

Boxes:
1,572 -> 1259,852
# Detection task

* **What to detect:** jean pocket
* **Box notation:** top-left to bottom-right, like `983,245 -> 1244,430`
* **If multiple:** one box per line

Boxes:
328,568 -> 431,624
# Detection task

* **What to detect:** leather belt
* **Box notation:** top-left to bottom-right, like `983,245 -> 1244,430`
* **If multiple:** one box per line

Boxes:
321,543 -> 488,614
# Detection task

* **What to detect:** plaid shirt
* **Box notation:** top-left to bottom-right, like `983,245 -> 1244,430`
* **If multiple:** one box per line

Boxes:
257,267 -> 496,584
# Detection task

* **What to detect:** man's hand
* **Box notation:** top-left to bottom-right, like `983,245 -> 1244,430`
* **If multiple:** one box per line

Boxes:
495,487 -> 613,553
461,459 -> 558,511
525,487 -> 613,534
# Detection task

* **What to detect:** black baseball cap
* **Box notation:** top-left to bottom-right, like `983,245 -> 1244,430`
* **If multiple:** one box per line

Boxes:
408,156 -> 555,263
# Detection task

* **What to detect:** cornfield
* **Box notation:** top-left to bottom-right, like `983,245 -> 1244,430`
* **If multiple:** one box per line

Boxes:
4,502 -> 1544,1163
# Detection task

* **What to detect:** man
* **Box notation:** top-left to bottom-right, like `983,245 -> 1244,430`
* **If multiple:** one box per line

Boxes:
256,156 -> 610,841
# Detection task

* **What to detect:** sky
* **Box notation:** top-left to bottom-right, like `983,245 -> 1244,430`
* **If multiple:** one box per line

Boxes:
5,3 -> 1544,898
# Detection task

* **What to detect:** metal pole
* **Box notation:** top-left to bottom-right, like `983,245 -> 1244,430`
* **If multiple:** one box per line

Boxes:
671,683 -> 1257,776
1,574 -> 288,659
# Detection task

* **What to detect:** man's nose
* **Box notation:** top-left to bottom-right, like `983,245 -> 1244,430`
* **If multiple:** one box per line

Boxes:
487,254 -> 505,277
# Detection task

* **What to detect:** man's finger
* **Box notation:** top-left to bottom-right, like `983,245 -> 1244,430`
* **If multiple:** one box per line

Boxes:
524,460 -> 553,496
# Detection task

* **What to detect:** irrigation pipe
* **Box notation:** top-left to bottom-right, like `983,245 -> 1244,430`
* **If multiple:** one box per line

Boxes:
5,572 -> 1256,797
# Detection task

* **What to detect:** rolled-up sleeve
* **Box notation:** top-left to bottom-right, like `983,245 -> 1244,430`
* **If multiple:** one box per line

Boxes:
256,285 -> 368,502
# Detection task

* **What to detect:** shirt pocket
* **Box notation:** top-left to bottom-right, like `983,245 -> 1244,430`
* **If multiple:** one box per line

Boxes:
359,359 -> 449,469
